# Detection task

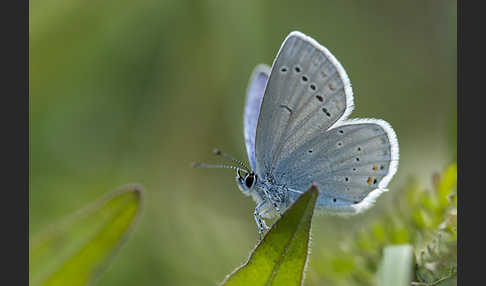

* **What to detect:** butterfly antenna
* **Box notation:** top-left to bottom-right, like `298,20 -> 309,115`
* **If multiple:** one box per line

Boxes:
191,162 -> 247,174
212,148 -> 251,172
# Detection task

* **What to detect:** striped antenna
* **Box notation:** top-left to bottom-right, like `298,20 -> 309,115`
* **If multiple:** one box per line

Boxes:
213,148 -> 251,172
191,162 -> 248,175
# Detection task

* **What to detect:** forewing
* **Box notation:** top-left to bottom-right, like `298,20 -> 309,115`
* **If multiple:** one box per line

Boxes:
254,31 -> 354,176
244,64 -> 270,170
276,119 -> 399,214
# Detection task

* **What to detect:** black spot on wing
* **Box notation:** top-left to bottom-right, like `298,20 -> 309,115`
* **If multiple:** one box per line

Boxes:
280,104 -> 293,113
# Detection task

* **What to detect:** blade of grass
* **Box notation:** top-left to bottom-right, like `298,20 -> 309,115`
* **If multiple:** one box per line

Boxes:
29,185 -> 143,286
221,185 -> 318,286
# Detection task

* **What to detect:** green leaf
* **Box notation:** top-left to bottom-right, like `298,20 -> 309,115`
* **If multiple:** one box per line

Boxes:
221,186 -> 318,286
30,185 -> 143,286
437,163 -> 457,208
377,244 -> 414,286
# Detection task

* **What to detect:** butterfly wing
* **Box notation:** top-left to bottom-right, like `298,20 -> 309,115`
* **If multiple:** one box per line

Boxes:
244,64 -> 270,170
255,31 -> 354,176
277,119 -> 399,214
254,31 -> 398,214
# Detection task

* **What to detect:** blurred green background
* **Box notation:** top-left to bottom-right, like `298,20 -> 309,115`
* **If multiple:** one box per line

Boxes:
30,0 -> 456,285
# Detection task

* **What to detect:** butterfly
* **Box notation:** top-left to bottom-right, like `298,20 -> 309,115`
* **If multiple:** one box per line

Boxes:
195,31 -> 399,238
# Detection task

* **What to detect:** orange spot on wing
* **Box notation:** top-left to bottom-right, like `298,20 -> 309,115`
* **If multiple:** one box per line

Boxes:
367,176 -> 373,186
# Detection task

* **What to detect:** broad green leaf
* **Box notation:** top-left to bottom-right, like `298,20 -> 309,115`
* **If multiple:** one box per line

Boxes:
30,185 -> 143,286
377,244 -> 414,286
221,186 -> 318,286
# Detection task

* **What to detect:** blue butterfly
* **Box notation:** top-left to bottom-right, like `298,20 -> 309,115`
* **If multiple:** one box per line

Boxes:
195,31 -> 399,238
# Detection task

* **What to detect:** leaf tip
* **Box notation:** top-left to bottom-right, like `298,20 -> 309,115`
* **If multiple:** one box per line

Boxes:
119,184 -> 144,198
115,184 -> 144,213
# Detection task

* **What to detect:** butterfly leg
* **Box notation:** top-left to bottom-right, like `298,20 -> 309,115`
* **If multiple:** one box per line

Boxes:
273,202 -> 282,216
261,187 -> 284,217
259,210 -> 270,230
254,201 -> 270,240
267,191 -> 285,217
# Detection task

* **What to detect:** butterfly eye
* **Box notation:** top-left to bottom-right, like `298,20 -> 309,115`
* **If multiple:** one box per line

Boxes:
245,174 -> 255,188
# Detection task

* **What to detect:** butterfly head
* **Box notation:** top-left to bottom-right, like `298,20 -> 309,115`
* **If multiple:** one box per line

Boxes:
236,169 -> 257,194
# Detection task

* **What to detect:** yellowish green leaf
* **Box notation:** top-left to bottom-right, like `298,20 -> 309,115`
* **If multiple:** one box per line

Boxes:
30,185 -> 143,286
437,163 -> 457,208
221,186 -> 318,286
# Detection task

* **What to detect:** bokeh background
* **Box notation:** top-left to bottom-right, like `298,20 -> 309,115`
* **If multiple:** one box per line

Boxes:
30,0 -> 457,285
